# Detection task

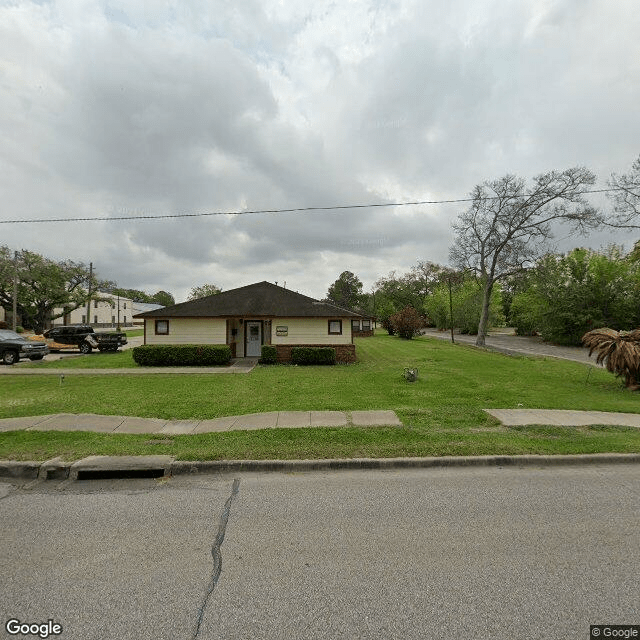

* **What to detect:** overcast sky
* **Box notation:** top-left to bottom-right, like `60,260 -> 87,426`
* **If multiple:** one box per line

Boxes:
1,0 -> 638,303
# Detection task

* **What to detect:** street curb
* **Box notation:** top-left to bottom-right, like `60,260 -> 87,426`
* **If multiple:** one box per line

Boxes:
170,453 -> 640,474
2,453 -> 640,481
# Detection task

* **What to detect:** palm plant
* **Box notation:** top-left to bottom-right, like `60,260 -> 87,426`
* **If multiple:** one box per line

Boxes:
582,328 -> 640,390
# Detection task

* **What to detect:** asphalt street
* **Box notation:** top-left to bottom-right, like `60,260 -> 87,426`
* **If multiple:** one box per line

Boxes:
1,465 -> 638,640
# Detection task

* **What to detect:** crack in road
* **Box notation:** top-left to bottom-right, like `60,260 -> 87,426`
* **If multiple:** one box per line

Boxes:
191,477 -> 241,640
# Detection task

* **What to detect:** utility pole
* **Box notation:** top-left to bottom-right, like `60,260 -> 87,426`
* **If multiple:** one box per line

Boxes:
448,274 -> 455,344
86,262 -> 93,326
12,251 -> 18,331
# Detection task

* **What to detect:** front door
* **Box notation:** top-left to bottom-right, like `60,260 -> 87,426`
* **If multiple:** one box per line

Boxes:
245,321 -> 262,357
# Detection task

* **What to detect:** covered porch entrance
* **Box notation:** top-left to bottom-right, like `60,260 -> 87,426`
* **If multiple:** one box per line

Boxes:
226,318 -> 270,358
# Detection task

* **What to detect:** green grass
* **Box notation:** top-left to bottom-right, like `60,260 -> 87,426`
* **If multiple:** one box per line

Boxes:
24,350 -> 138,368
1,334 -> 639,461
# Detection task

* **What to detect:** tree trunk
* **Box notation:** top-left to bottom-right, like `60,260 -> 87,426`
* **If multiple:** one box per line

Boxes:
475,280 -> 493,347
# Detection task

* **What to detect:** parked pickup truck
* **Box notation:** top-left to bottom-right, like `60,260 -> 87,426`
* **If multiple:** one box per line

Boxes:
0,329 -> 49,365
43,325 -> 128,354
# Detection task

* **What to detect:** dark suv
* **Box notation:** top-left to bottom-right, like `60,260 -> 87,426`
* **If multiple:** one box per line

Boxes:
0,330 -> 49,365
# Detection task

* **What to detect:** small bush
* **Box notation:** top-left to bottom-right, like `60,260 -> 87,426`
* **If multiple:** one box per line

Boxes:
260,345 -> 278,364
15,326 -> 24,333
290,346 -> 336,365
132,344 -> 231,366
390,306 -> 422,339
381,316 -> 396,335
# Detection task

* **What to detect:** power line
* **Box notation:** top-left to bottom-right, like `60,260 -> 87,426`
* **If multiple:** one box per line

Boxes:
0,187 -> 626,224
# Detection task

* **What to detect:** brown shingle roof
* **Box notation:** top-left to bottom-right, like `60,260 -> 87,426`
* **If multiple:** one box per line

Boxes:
134,281 -> 362,318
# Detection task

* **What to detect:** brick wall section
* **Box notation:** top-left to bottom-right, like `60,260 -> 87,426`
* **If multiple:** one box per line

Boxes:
275,344 -> 357,364
353,330 -> 374,338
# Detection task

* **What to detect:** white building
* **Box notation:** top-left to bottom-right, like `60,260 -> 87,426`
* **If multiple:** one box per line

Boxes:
53,292 -> 138,328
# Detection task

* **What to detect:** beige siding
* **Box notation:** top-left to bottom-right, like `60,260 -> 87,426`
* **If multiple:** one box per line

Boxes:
145,318 -> 226,344
270,317 -> 352,345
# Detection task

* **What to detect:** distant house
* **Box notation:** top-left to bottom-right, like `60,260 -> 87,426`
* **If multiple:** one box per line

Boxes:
351,316 -> 375,337
134,281 -> 363,363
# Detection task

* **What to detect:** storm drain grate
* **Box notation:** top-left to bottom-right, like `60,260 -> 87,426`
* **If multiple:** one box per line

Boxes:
76,468 -> 166,480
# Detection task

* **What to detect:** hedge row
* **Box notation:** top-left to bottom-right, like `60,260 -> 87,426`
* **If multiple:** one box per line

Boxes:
291,346 -> 336,365
132,344 -> 232,366
259,345 -> 278,364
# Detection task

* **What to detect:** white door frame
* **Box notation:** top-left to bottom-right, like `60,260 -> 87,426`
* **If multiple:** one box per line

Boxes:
245,320 -> 262,357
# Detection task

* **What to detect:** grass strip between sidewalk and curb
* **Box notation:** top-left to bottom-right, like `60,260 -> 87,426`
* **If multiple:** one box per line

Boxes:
2,333 -> 640,462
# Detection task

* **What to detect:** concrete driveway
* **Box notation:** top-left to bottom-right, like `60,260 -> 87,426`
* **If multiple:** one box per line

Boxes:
422,328 -> 595,365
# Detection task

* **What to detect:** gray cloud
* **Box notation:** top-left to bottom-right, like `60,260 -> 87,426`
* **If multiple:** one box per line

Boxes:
1,0 -> 638,303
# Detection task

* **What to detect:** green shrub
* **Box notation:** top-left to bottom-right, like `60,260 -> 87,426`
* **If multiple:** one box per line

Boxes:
510,290 -> 544,336
381,316 -> 396,335
260,345 -> 278,364
390,306 -> 422,339
15,326 -> 24,333
132,344 -> 231,366
290,346 -> 336,365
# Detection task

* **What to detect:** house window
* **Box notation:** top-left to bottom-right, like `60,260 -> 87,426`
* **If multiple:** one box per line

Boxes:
94,315 -> 98,324
123,302 -> 127,309
352,319 -> 360,330
155,319 -> 169,335
94,301 -> 98,308
362,319 -> 371,330
328,319 -> 342,335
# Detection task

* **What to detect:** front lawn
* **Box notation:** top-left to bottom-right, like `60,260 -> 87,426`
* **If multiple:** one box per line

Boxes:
1,334 -> 639,460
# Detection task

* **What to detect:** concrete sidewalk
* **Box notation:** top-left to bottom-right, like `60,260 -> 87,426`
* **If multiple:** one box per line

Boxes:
3,409 -> 639,435
486,409 -> 640,427
0,410 -> 402,435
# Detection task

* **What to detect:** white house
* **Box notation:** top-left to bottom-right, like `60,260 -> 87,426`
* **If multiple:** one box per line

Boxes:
134,281 -> 363,363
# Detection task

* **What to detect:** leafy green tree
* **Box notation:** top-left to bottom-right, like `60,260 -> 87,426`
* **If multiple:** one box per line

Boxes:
374,261 -> 445,317
510,247 -> 640,345
110,288 -> 151,303
188,283 -> 222,301
107,287 -> 175,306
450,167 -> 602,346
0,246 -> 104,333
326,271 -> 364,310
425,272 -> 504,334
150,290 -> 175,306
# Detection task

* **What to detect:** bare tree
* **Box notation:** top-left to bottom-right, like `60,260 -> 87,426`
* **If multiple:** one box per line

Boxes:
449,167 -> 602,346
607,155 -> 640,227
